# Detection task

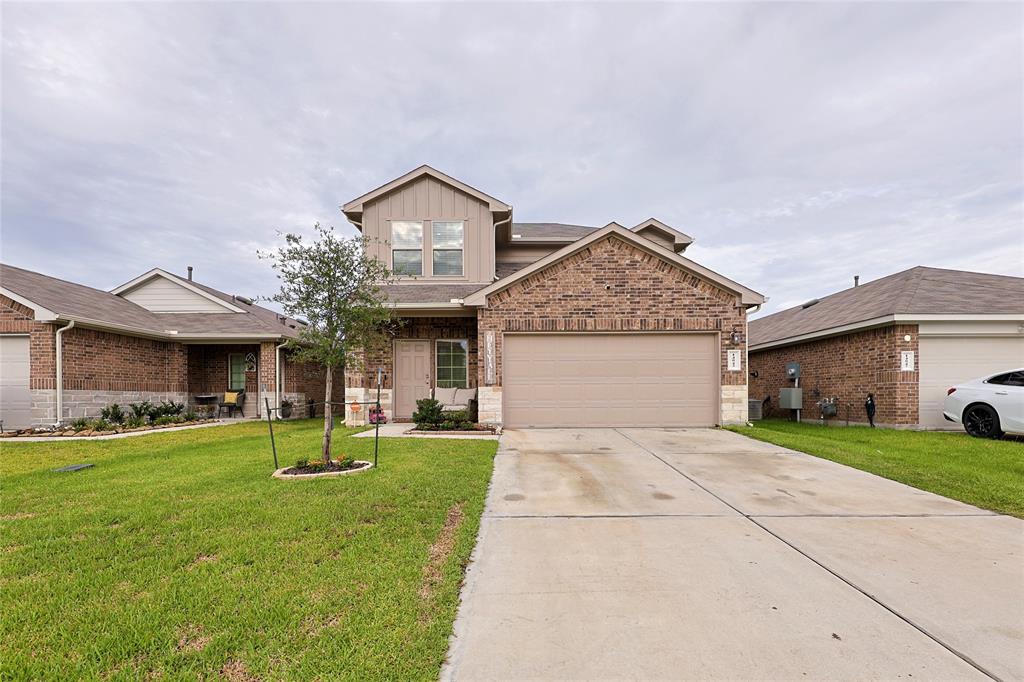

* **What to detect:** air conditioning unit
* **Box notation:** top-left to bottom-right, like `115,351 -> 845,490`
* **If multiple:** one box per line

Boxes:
748,399 -> 764,420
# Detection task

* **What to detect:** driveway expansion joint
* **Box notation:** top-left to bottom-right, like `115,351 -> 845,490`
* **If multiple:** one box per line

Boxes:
611,428 -> 1002,682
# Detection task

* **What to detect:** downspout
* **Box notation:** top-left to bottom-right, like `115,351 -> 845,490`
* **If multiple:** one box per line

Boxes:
492,210 -> 514,281
55,320 -> 75,425
275,341 -> 288,419
745,304 -> 761,425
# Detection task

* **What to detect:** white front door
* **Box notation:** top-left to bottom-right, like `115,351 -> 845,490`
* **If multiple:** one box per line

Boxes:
394,340 -> 431,419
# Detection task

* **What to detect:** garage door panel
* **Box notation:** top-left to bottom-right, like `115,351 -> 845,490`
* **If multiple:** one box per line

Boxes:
0,336 -> 32,430
919,336 -> 1024,429
503,333 -> 718,428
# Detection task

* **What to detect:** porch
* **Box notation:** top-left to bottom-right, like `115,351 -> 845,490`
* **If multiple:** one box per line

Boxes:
345,315 -> 478,424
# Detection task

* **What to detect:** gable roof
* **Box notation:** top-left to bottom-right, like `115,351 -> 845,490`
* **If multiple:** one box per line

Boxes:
111,268 -> 245,312
464,223 -> 765,307
342,165 -> 511,217
630,218 -> 694,253
0,263 -> 304,341
750,266 -> 1024,349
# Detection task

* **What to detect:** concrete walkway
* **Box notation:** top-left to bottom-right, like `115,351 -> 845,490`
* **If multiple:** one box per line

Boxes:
350,422 -> 499,440
443,428 -> 1024,681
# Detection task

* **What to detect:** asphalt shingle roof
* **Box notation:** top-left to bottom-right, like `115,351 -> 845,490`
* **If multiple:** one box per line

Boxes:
378,283 -> 486,304
0,263 -> 302,339
510,223 -> 598,241
750,266 -> 1024,347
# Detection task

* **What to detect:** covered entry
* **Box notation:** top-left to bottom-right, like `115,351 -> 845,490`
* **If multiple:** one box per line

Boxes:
502,333 -> 719,428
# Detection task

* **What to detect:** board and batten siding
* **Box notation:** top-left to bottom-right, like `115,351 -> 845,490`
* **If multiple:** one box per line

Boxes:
120,277 -> 230,313
362,175 -> 495,284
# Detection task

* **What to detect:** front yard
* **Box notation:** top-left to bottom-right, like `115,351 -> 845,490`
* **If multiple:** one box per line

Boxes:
0,420 -> 497,680
728,420 -> 1024,518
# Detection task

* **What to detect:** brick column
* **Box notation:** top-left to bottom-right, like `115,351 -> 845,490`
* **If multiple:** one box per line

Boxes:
259,341 -> 277,418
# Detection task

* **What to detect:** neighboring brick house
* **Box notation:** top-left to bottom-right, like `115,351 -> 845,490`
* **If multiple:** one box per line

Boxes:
748,267 -> 1024,429
0,265 -> 340,428
341,165 -> 764,428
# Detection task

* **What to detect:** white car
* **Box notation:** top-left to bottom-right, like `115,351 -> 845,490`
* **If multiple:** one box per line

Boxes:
943,369 -> 1024,438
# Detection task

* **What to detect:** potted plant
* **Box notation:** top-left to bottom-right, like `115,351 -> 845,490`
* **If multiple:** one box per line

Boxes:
280,399 -> 294,419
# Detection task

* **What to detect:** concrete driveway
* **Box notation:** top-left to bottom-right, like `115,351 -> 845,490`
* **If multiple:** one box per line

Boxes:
442,428 -> 1024,681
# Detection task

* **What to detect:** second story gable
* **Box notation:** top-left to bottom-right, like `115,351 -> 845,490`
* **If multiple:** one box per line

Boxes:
341,165 -> 698,291
342,165 -> 511,286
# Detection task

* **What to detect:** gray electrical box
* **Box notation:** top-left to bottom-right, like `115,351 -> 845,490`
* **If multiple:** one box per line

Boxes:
785,362 -> 801,380
779,388 -> 803,410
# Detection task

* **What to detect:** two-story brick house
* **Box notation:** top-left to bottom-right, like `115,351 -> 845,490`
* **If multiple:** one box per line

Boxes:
342,165 -> 765,428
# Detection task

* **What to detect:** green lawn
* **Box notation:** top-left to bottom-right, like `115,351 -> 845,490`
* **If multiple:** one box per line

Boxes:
727,420 -> 1024,518
0,420 -> 497,680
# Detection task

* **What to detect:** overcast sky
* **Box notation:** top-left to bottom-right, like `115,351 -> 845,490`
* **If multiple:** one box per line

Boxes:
2,2 -> 1021,316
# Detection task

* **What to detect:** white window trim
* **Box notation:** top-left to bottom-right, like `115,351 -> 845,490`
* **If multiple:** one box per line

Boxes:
430,220 -> 465,278
390,220 -> 425,277
434,338 -> 470,389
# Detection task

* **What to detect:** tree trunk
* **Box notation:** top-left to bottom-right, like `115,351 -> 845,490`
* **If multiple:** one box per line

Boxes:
322,365 -> 333,463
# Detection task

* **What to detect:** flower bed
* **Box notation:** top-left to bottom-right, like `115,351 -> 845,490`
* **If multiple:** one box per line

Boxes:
273,457 -> 373,479
1,418 -> 218,438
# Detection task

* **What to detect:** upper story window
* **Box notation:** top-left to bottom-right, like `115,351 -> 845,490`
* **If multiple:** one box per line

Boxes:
391,221 -> 423,276
432,221 -> 464,276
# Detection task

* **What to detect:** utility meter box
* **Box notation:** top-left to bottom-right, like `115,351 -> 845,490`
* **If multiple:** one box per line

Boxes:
779,388 -> 803,410
785,362 -> 801,380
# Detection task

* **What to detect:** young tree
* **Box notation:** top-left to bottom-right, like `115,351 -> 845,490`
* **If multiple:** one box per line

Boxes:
262,223 -> 393,462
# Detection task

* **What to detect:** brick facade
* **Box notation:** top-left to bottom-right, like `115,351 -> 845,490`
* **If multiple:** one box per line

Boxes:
61,327 -> 188,392
477,235 -> 749,424
749,324 -> 920,426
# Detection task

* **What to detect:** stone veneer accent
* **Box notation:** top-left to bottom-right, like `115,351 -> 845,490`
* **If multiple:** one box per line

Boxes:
32,389 -> 189,426
476,235 -> 749,426
749,324 -> 920,426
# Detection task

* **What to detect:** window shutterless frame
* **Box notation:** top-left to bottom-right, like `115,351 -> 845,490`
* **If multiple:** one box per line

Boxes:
391,220 -> 424,276
431,220 -> 464,277
228,353 -> 246,391
434,339 -> 469,388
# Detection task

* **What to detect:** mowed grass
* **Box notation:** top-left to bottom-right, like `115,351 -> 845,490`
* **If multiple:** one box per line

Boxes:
727,420 -> 1024,518
0,420 -> 497,680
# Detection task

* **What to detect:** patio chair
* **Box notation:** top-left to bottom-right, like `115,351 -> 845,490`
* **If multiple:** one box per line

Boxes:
218,390 -> 246,418
433,387 -> 478,421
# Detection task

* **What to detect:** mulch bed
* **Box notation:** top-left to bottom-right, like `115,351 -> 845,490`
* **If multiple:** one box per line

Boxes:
280,460 -> 371,476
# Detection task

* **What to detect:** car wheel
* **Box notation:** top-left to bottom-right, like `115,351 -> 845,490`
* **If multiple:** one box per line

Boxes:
963,404 -> 1004,439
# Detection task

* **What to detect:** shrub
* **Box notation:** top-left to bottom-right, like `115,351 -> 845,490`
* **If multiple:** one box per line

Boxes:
129,402 -> 153,421
339,456 -> 355,468
91,419 -> 114,432
100,404 -> 125,424
294,458 -> 309,468
412,398 -> 444,428
125,416 -> 146,429
182,410 -> 199,422
152,415 -> 182,426
70,418 -> 91,432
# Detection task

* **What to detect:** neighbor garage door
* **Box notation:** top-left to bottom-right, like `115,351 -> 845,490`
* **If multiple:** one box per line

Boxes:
0,335 -> 32,430
503,333 -> 718,428
919,336 -> 1024,429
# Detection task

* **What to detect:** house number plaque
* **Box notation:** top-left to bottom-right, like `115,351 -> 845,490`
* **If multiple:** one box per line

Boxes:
485,331 -> 496,385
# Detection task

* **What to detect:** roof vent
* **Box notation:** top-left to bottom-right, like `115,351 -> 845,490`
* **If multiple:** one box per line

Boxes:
233,295 -> 253,306
296,318 -> 309,326
801,299 -> 820,309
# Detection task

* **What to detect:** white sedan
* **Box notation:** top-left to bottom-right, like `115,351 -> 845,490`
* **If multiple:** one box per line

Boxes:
943,369 -> 1024,438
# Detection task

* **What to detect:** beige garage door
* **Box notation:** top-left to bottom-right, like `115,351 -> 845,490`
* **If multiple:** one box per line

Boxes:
0,335 -> 32,430
919,336 -> 1024,429
503,333 -> 718,428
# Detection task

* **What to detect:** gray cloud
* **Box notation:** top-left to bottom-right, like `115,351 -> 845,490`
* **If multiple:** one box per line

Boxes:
2,2 -> 1021,315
